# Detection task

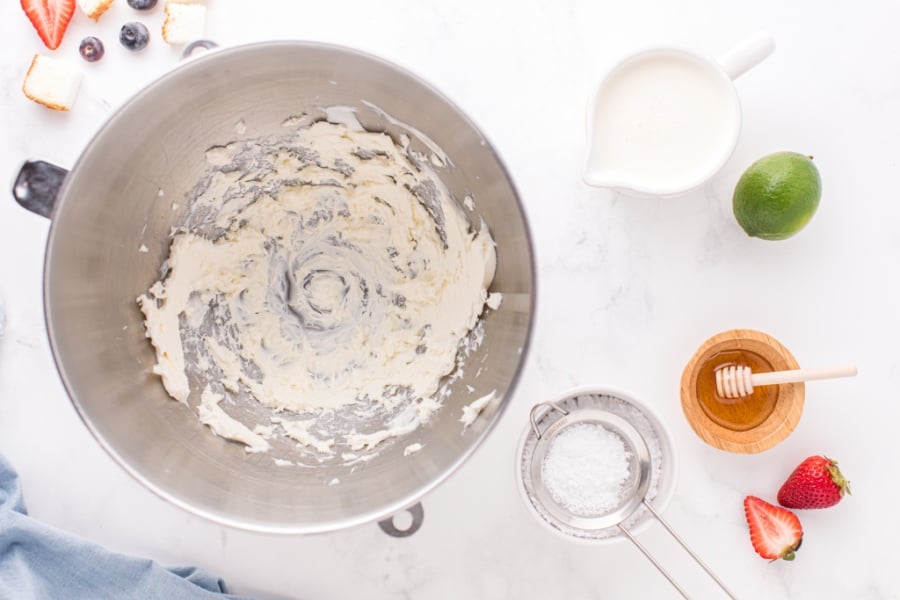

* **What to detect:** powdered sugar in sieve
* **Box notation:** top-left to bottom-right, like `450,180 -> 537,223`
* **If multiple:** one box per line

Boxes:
519,393 -> 663,540
542,422 -> 632,517
518,391 -> 737,599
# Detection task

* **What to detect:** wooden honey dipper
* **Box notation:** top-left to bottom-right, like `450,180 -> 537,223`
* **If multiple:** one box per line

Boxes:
715,364 -> 857,399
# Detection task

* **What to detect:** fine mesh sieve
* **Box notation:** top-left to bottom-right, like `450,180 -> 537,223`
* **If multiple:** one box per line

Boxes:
518,391 -> 737,599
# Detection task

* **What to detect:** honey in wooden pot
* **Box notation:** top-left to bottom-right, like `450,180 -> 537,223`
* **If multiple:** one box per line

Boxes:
695,349 -> 778,432
680,329 -> 804,454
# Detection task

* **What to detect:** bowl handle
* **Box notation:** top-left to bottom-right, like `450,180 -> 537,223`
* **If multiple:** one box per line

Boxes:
377,502 -> 424,537
12,160 -> 68,219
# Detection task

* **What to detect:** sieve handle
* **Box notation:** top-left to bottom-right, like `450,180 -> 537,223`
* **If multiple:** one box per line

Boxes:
617,524 -> 690,599
529,402 -> 569,439
643,501 -> 739,599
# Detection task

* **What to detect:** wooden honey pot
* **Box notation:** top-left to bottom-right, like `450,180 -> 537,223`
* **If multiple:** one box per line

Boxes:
680,329 -> 803,454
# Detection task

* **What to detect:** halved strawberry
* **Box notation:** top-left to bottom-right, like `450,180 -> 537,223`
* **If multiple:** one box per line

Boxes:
21,0 -> 76,50
744,495 -> 803,561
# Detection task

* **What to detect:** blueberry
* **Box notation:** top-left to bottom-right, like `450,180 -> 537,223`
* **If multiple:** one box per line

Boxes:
119,22 -> 150,51
78,36 -> 105,62
127,0 -> 158,9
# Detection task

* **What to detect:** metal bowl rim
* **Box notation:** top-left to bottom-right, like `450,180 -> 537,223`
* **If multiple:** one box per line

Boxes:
41,40 -> 537,534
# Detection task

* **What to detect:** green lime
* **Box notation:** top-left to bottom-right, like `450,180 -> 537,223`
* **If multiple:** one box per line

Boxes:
732,152 -> 822,240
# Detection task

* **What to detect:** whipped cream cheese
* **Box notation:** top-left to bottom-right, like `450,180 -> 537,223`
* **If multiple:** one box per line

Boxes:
460,390 -> 497,429
197,385 -> 270,453
138,118 -> 498,458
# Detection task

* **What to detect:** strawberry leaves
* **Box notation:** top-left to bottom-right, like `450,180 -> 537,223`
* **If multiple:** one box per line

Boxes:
777,456 -> 851,509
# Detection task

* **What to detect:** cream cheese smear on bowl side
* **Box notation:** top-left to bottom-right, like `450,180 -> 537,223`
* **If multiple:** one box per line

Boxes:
137,114 -> 500,464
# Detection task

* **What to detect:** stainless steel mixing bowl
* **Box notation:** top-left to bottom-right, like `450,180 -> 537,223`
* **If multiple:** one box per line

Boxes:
21,42 -> 534,533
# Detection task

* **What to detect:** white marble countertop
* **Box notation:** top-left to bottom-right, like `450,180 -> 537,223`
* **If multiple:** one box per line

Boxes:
1,1 -> 898,598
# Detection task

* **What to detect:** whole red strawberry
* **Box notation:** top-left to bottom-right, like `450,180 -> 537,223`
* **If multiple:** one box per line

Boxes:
744,495 -> 803,561
777,455 -> 851,509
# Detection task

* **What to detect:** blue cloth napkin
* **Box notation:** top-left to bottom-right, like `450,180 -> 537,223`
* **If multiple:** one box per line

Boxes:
0,453 -> 249,599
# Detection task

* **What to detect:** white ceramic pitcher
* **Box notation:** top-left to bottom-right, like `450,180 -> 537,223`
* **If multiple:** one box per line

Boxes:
584,31 -> 775,196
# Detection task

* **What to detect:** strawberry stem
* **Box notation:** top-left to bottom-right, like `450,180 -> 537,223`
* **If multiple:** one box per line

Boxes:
826,458 -> 851,496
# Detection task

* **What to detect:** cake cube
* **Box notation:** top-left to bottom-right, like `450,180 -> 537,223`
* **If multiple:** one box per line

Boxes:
77,0 -> 115,20
22,54 -> 83,111
162,2 -> 206,44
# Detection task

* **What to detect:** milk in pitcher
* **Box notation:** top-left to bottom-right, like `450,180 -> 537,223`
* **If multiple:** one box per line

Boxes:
586,52 -> 739,194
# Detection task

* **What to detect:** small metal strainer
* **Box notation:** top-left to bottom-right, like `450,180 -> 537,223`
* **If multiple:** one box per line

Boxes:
520,395 -> 737,599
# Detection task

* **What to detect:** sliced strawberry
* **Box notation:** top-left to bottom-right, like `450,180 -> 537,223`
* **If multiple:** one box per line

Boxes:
778,455 -> 851,509
744,496 -> 803,561
21,0 -> 76,50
